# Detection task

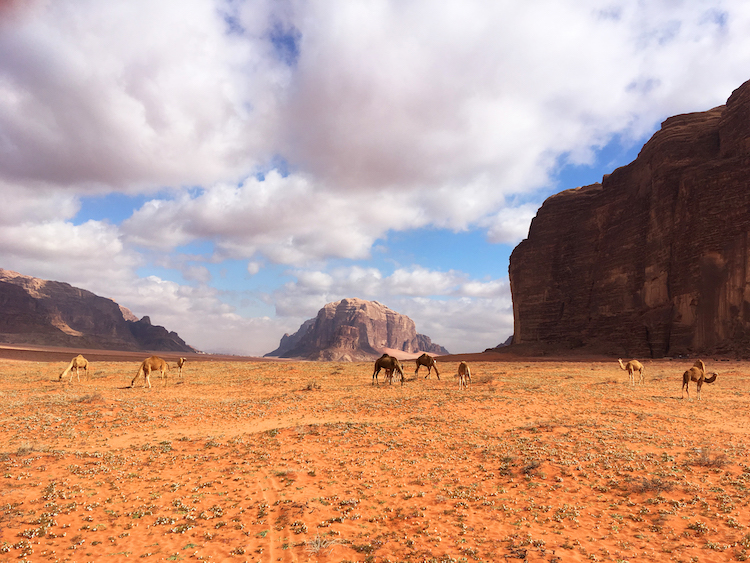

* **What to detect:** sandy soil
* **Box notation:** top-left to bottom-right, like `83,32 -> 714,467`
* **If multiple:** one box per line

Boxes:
0,350 -> 748,562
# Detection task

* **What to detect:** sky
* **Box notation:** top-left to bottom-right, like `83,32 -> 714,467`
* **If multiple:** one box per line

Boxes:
1,0 -> 749,356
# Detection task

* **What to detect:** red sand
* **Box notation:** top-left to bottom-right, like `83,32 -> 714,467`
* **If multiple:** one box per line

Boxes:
0,348 -> 748,562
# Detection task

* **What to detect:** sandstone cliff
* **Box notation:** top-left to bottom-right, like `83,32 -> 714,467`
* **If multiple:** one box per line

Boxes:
266,298 -> 449,361
509,78 -> 750,358
0,269 -> 196,352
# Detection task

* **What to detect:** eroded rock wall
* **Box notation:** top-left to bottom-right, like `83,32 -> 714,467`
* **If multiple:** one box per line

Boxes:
509,79 -> 750,358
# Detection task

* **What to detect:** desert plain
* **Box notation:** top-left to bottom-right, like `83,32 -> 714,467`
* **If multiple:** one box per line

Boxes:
0,349 -> 749,562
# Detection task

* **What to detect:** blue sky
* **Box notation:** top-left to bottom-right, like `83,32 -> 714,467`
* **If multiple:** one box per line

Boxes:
1,1 -> 749,355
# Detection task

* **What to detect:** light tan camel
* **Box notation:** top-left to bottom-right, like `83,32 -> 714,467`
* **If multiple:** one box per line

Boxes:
59,354 -> 89,382
618,358 -> 644,385
457,361 -> 471,390
177,357 -> 187,377
415,353 -> 440,379
131,356 -> 169,388
372,354 -> 404,386
681,359 -> 717,400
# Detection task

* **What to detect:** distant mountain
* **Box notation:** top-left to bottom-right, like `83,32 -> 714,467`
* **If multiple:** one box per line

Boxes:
265,298 -> 448,361
0,269 -> 196,353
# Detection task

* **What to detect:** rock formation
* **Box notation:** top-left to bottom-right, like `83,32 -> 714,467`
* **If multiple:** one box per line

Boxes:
266,298 -> 449,361
0,269 -> 196,352
509,78 -> 750,358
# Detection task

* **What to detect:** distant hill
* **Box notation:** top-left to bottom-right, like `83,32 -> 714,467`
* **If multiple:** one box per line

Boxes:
265,298 -> 449,361
0,269 -> 196,353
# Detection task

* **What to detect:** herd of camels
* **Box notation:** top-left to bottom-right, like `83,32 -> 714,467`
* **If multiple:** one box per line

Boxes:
617,357 -> 718,399
373,353 -> 471,389
58,352 -> 718,398
59,354 -> 187,388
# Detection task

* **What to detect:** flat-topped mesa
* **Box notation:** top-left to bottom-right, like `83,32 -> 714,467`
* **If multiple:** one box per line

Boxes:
509,78 -> 750,358
265,298 -> 449,362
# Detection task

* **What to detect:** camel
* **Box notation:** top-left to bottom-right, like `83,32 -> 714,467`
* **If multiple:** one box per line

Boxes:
59,354 -> 89,382
681,359 -> 717,400
177,357 -> 187,377
618,358 -> 644,385
457,361 -> 471,390
372,354 -> 404,386
131,356 -> 169,388
415,353 -> 440,379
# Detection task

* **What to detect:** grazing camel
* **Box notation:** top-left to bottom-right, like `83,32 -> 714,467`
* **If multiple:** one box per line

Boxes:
59,354 -> 89,382
681,359 -> 717,400
618,358 -> 644,385
457,361 -> 471,390
131,356 -> 169,388
177,357 -> 187,377
415,353 -> 440,379
372,354 -> 404,386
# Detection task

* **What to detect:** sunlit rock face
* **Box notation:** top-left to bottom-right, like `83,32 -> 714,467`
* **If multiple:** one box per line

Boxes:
266,298 -> 448,361
509,78 -> 750,358
0,269 -> 195,352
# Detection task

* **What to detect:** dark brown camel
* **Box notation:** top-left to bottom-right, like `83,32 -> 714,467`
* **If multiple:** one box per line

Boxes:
373,354 -> 404,386
415,353 -> 440,379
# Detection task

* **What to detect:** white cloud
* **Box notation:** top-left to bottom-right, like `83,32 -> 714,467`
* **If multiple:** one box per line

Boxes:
2,1 -> 750,355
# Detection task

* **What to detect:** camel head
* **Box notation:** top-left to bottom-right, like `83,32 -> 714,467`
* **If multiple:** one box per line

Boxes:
705,372 -> 718,384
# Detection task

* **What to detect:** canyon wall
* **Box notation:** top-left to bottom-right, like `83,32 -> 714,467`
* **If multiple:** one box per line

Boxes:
509,79 -> 750,358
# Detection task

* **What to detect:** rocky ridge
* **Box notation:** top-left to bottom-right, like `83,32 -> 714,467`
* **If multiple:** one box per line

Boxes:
0,269 -> 195,353
266,298 -> 448,361
508,78 -> 750,358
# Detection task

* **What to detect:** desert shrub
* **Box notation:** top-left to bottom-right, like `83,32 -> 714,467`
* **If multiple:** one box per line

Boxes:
628,477 -> 674,494
689,447 -> 727,468
306,535 -> 338,554
73,393 -> 104,404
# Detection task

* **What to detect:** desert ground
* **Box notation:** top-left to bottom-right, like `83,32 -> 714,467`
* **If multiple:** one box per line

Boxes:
0,349 -> 749,562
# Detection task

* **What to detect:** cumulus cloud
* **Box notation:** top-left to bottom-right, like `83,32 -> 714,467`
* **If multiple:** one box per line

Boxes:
2,1 -> 750,355
0,0 -> 285,190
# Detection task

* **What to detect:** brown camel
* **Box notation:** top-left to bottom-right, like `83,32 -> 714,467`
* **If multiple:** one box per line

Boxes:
415,353 -> 440,379
59,354 -> 89,382
618,358 -> 644,385
372,354 -> 404,386
131,356 -> 169,388
681,359 -> 717,400
457,361 -> 471,390
177,357 -> 187,377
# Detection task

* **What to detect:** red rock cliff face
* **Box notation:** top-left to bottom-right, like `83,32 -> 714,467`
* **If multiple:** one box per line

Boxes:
266,298 -> 448,361
0,269 -> 196,352
509,79 -> 750,358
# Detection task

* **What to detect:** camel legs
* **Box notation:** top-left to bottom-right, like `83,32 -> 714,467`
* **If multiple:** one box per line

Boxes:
131,369 -> 152,389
